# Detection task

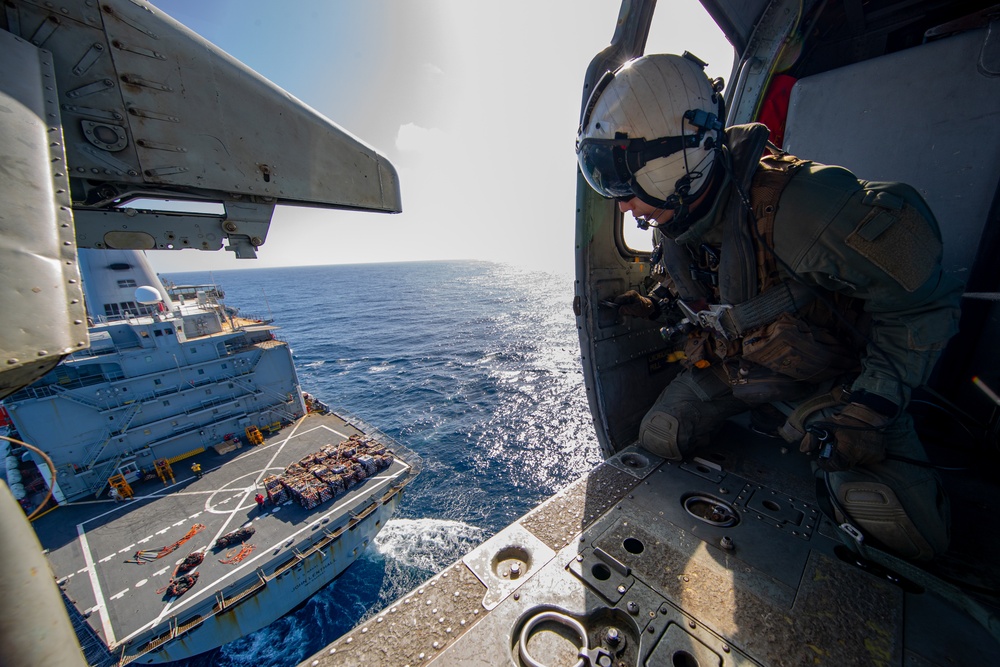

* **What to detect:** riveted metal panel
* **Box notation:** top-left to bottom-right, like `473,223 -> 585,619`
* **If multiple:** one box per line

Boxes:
0,29 -> 86,398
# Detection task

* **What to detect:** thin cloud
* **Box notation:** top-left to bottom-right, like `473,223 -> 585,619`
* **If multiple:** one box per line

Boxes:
422,62 -> 444,76
395,122 -> 447,152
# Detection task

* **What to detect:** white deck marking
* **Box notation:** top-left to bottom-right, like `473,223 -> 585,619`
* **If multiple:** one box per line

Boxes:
200,416 -> 309,569
137,536 -> 151,544
189,512 -> 201,519
118,546 -> 132,554
153,566 -> 169,577
135,579 -> 148,588
172,520 -> 185,527
99,554 -> 115,563
155,528 -> 169,535
77,525 -> 115,644
77,568 -> 88,575
110,589 -> 128,600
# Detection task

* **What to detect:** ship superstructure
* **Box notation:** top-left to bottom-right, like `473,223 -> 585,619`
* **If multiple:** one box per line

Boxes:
5,249 -> 306,504
2,250 -> 418,665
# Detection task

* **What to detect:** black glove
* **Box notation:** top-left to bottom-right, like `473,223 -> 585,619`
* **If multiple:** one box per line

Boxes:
800,402 -> 891,472
613,290 -> 659,319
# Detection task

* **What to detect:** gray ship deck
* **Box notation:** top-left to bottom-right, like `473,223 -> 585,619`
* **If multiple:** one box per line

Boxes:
33,412 -> 412,655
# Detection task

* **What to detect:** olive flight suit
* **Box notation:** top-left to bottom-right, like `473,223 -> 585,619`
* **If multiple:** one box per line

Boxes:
638,123 -> 963,560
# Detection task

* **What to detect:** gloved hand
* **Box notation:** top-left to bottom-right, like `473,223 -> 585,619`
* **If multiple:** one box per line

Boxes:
799,402 -> 891,472
614,290 -> 659,318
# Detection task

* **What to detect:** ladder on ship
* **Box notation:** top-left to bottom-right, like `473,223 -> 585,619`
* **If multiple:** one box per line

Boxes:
82,402 -> 142,471
225,374 -> 300,424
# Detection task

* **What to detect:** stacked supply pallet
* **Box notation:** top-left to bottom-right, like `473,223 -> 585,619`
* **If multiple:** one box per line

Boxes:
268,436 -> 395,510
262,475 -> 288,505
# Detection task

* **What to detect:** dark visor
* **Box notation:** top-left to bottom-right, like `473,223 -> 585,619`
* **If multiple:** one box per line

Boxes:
576,139 -> 635,199
576,133 -> 705,202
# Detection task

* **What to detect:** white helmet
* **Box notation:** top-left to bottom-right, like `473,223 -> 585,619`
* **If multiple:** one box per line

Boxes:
576,53 -> 723,213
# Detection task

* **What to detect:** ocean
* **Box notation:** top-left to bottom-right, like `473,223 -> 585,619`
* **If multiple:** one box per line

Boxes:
163,261 -> 602,667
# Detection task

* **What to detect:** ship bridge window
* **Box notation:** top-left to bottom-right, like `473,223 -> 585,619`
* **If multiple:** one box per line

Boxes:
125,301 -> 157,316
117,279 -> 137,288
104,303 -> 121,318
197,369 -> 205,375
154,329 -> 163,337
140,331 -> 149,338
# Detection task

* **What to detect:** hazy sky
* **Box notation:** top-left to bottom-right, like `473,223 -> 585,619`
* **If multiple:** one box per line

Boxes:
147,1 -> 733,276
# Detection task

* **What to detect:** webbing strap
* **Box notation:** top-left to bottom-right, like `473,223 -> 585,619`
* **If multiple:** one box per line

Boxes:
813,472 -> 1000,645
750,153 -> 810,290
712,152 -> 814,338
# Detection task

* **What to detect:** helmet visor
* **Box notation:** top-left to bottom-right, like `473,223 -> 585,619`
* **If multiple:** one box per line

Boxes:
576,138 -> 634,200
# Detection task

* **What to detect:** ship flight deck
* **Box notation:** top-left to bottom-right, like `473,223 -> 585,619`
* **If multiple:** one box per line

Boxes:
32,412 -> 414,663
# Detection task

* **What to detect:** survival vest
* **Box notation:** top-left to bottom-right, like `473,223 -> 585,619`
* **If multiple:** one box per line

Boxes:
668,138 -> 864,383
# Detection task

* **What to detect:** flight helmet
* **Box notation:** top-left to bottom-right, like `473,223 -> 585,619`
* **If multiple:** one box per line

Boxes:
576,53 -> 724,226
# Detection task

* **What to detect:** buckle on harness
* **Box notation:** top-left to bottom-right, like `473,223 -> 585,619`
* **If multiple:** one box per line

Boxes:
840,522 -> 865,544
677,301 -> 734,339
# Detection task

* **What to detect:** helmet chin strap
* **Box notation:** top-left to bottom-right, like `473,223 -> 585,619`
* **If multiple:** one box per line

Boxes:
636,176 -> 695,235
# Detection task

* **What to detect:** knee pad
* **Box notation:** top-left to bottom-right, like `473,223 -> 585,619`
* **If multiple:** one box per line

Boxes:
836,482 -> 948,561
639,412 -> 683,460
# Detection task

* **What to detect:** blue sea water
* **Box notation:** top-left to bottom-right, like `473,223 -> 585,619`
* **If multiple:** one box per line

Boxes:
163,261 -> 602,667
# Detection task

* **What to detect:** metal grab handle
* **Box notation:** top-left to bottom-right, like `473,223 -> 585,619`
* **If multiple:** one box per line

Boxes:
518,611 -> 589,667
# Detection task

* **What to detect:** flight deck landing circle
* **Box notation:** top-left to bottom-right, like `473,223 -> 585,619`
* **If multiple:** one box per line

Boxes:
204,467 -> 283,514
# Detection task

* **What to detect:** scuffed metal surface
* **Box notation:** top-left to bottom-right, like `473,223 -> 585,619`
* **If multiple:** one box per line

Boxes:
304,561 -> 487,666
520,464 -> 641,551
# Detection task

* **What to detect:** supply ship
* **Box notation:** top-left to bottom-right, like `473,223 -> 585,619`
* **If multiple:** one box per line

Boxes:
0,0 -> 413,664
2,247 -> 419,664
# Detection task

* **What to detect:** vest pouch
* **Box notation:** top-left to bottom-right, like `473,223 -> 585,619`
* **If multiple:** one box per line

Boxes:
741,312 -> 860,382
682,330 -> 716,369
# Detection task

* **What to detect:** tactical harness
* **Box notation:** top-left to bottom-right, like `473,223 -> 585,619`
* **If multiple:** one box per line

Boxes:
711,151 -> 816,339
666,146 -> 863,389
